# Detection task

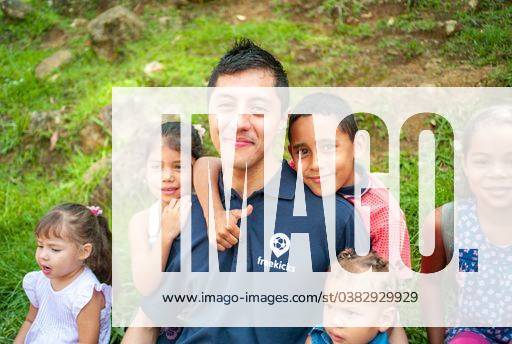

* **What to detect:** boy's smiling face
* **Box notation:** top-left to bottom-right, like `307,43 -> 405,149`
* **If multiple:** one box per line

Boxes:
288,115 -> 355,196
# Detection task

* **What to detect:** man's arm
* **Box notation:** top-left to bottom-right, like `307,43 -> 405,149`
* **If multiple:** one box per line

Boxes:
14,304 -> 37,344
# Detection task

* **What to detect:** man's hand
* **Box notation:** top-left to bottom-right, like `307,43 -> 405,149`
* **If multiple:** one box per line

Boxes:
215,205 -> 253,251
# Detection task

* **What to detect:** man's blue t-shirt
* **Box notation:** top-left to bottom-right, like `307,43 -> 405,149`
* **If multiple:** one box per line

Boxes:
156,161 -> 361,344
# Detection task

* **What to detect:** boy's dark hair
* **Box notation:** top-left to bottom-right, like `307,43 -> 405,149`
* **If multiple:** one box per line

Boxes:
288,93 -> 358,142
207,38 -> 289,88
162,121 -> 203,160
337,248 -> 389,272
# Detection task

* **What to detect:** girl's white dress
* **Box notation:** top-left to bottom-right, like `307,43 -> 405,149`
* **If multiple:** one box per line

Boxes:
22,266 -> 112,344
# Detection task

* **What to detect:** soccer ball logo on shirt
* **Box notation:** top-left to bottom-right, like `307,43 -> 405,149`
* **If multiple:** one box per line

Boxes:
256,233 -> 295,272
270,233 -> 290,258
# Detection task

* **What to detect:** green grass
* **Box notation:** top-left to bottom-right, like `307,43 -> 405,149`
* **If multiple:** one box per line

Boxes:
378,37 -> 425,61
0,0 -> 509,342
412,0 -> 512,85
443,7 -> 512,85
337,22 -> 374,38
392,17 -> 439,34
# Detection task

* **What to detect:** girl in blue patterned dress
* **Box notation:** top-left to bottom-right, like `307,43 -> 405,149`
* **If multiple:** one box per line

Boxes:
422,105 -> 512,344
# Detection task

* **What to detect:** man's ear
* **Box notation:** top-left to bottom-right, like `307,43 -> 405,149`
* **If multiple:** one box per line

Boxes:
79,243 -> 93,260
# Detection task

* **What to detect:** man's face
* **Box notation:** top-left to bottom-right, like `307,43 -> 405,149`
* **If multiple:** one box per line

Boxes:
208,69 -> 283,171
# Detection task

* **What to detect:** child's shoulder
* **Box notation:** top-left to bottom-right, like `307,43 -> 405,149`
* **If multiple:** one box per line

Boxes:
69,268 -> 112,319
23,270 -> 45,289
128,205 -> 154,238
363,175 -> 391,203
130,207 -> 152,226
24,269 -> 43,279
456,198 -> 476,212
23,270 -> 47,308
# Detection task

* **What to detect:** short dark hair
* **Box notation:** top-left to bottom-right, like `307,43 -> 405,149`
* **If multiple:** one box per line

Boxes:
288,93 -> 358,142
207,38 -> 289,88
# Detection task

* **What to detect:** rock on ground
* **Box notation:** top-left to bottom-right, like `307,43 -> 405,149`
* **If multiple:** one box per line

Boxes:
158,16 -> 172,26
71,18 -> 88,28
98,104 -> 112,133
35,49 -> 73,79
85,156 -> 112,210
87,5 -> 145,61
1,0 -> 33,20
0,0 -> 34,19
80,122 -> 106,154
41,27 -> 68,49
144,61 -> 164,76
84,155 -> 111,183
445,20 -> 460,36
29,108 -> 65,133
